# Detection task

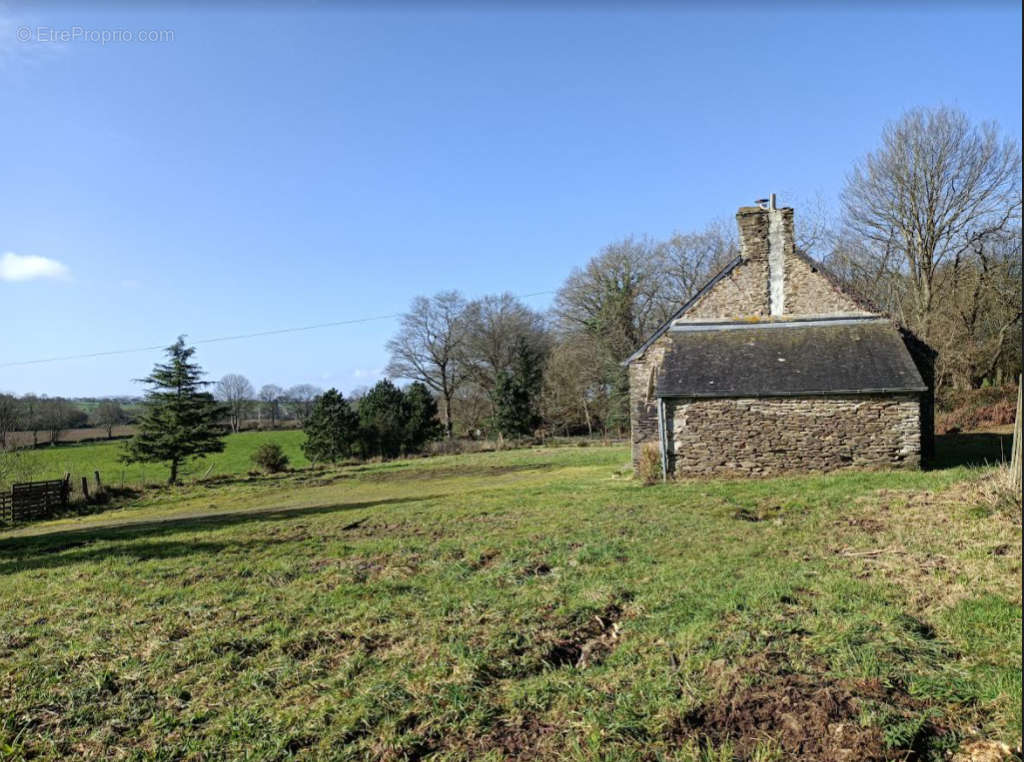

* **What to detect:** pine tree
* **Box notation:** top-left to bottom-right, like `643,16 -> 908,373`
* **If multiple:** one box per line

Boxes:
359,380 -> 408,459
123,337 -> 226,484
403,381 -> 442,453
302,389 -> 358,464
491,337 -> 543,437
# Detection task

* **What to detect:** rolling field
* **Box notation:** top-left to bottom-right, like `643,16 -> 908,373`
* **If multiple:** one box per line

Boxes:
0,444 -> 1020,760
2,430 -> 310,490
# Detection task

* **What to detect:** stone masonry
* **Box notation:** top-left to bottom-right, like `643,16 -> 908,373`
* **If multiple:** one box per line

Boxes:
665,395 -> 921,476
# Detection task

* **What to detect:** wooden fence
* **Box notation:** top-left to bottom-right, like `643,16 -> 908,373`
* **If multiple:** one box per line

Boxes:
0,477 -> 70,525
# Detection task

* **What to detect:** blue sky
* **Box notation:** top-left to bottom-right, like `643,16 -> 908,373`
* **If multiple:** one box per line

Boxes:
1,3 -> 1020,397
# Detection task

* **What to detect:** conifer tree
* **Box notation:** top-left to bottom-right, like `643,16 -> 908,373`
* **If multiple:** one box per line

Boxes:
358,379 -> 408,459
123,337 -> 226,484
491,337 -> 543,437
302,389 -> 358,464
403,381 -> 442,452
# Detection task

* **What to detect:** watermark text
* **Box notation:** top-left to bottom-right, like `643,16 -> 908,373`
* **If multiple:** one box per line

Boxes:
17,26 -> 175,45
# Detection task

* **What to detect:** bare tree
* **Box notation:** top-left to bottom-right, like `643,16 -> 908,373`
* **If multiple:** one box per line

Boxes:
555,236 -> 668,358
19,394 -> 41,447
215,374 -> 254,433
386,291 -> 467,438
258,384 -> 284,429
659,221 -> 738,309
38,397 -> 77,445
93,400 -> 127,439
841,106 -> 1021,340
540,337 -> 606,436
933,228 -> 1022,388
450,383 -> 492,437
460,293 -> 549,393
0,393 -> 18,450
552,237 -> 669,433
285,384 -> 322,424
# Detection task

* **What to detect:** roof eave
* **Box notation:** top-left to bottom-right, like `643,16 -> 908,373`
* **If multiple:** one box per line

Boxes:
655,387 -> 928,399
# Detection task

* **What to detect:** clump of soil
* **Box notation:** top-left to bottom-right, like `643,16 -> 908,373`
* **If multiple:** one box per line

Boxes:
544,602 -> 624,669
681,668 -> 938,761
472,717 -> 559,759
732,501 -> 785,522
951,739 -> 1020,762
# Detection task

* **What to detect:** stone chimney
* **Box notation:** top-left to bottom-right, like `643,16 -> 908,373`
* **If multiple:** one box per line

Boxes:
736,194 -> 795,317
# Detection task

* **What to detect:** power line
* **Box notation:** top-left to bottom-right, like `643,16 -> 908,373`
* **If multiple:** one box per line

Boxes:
0,289 -> 557,369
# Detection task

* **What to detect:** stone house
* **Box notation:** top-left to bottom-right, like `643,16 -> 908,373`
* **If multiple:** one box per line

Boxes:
625,197 -> 935,478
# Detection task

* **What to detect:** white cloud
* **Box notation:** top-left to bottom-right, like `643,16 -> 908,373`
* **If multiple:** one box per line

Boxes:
352,367 -> 383,380
0,252 -> 70,282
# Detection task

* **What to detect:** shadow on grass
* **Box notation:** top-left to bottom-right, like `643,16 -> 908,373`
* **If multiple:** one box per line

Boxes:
931,432 -> 1014,470
0,536 -> 321,576
0,493 -> 444,571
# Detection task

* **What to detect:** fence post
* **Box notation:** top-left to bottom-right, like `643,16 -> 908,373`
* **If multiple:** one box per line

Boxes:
1011,376 -> 1022,493
94,470 -> 103,493
81,476 -> 89,501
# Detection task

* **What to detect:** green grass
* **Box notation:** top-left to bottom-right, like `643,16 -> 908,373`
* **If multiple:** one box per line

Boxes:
0,446 -> 1020,760
2,430 -> 310,490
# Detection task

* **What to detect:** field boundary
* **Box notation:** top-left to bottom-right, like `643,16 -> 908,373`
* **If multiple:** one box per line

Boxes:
1,477 -> 70,525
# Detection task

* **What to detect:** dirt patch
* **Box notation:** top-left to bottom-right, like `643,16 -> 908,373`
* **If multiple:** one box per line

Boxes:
952,739 -> 1020,761
470,717 -> 560,759
680,667 -> 939,761
544,601 -> 626,669
518,561 -> 552,578
732,501 -> 785,522
841,516 -> 886,534
467,550 -> 499,570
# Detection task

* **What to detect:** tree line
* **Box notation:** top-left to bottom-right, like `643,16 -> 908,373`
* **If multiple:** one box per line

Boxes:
110,339 -> 446,483
0,394 -> 119,449
0,379 -> 333,451
211,377 -> 327,433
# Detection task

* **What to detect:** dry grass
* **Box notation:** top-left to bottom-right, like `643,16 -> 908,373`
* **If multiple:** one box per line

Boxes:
635,442 -> 663,485
836,473 -> 1022,617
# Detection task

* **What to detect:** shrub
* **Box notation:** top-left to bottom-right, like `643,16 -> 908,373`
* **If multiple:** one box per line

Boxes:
636,443 -> 663,485
936,385 -> 1019,433
251,442 -> 289,473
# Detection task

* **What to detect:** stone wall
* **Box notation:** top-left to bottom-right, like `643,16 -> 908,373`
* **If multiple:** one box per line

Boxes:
628,335 -> 671,467
665,394 -> 922,477
686,259 -> 770,318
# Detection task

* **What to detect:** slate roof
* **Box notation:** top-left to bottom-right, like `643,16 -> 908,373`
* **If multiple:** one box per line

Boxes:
654,318 -> 927,398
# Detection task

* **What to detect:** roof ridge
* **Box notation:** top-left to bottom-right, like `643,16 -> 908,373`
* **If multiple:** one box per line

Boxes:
670,316 -> 888,332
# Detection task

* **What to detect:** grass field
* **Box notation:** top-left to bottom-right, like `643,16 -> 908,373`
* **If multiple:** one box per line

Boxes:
0,444 -> 1020,760
1,430 -> 310,491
